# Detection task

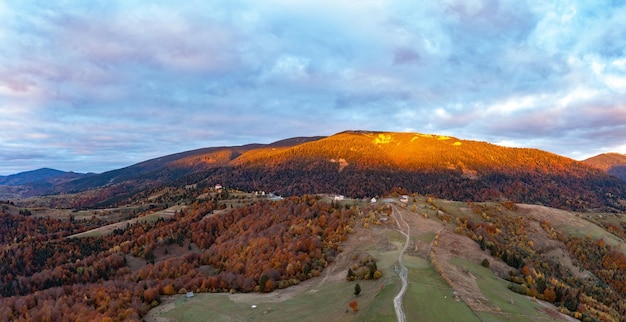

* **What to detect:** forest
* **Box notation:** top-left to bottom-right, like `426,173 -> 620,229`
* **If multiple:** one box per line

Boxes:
458,202 -> 626,321
163,132 -> 626,213
12,131 -> 626,213
0,195 -> 355,321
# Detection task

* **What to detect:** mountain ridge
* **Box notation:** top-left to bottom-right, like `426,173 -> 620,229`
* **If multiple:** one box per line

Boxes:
583,152 -> 626,181
203,131 -> 625,211
4,131 -> 626,212
0,168 -> 85,186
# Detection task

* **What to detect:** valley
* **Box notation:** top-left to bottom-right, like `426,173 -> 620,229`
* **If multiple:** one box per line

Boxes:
2,188 -> 625,321
1,131 -> 626,321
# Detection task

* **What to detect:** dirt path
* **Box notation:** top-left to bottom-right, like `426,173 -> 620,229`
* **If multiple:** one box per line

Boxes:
391,205 -> 409,322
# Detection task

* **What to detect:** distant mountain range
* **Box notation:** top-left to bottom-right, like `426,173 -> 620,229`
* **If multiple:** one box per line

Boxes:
0,168 -> 89,200
0,168 -> 85,186
3,131 -> 626,211
583,153 -> 626,181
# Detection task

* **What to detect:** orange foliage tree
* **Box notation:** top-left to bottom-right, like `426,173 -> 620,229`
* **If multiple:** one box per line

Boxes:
349,300 -> 358,313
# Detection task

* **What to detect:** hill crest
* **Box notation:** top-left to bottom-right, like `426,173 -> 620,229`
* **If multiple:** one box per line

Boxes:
6,131 -> 626,212
0,168 -> 84,186
583,153 -> 626,181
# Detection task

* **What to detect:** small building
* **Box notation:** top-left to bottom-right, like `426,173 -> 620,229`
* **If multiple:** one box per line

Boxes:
185,292 -> 194,298
334,195 -> 345,201
215,184 -> 223,190
400,195 -> 409,203
371,197 -> 377,203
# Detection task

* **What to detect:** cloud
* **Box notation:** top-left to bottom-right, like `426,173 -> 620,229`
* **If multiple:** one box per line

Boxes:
1,0 -> 625,174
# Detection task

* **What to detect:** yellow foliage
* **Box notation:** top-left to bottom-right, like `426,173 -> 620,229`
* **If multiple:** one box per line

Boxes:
373,134 -> 393,144
525,275 -> 534,285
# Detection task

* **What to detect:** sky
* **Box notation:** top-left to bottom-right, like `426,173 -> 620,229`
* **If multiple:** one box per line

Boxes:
1,0 -> 626,175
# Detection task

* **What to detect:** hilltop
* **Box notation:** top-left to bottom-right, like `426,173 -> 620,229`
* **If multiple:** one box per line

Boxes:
584,153 -> 626,181
0,168 -> 88,200
209,131 -> 625,211
0,168 -> 85,186
5,131 -> 626,212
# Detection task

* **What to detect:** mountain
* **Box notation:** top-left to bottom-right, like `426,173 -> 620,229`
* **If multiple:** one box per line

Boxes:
583,153 -> 626,181
40,137 -> 324,205
0,168 -> 88,200
206,131 -> 626,211
0,168 -> 84,186
7,131 -> 626,211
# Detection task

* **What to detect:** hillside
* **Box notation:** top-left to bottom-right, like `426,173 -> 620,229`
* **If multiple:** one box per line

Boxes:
209,131 -> 626,211
7,131 -> 626,211
0,138 -> 323,203
0,168 -> 84,186
2,190 -> 625,321
0,168 -> 87,200
584,153 -> 626,181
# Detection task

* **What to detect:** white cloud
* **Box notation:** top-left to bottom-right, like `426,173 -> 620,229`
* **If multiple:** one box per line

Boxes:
270,55 -> 310,79
1,0 -> 626,173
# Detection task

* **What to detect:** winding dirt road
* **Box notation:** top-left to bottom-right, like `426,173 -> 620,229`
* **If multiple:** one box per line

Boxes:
391,205 -> 409,322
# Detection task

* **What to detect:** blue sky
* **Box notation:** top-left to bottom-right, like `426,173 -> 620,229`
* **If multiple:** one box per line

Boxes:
1,0 -> 626,175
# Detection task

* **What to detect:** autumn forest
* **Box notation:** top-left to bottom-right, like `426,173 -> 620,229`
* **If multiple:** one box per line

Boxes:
1,131 -> 626,321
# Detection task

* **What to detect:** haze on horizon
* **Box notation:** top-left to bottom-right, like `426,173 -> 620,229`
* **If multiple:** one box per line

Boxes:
1,0 -> 625,175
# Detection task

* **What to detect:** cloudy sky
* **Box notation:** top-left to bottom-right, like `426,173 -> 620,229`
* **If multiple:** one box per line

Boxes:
1,0 -> 625,175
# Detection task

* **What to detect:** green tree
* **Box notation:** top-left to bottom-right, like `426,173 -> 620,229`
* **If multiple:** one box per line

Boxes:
259,275 -> 269,292
354,283 -> 361,296
346,268 -> 356,281
144,248 -> 155,264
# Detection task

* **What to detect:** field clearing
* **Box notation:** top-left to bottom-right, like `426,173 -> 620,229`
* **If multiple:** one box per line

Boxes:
153,278 -> 391,322
29,206 -> 146,223
518,204 -> 626,253
68,205 -> 185,238
448,258 -> 576,322
403,255 -> 479,322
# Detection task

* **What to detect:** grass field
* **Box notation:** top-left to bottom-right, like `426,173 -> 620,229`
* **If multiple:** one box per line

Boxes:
154,278 -> 391,322
448,258 -> 566,322
403,256 -> 480,322
552,212 -> 625,253
69,205 -> 183,238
